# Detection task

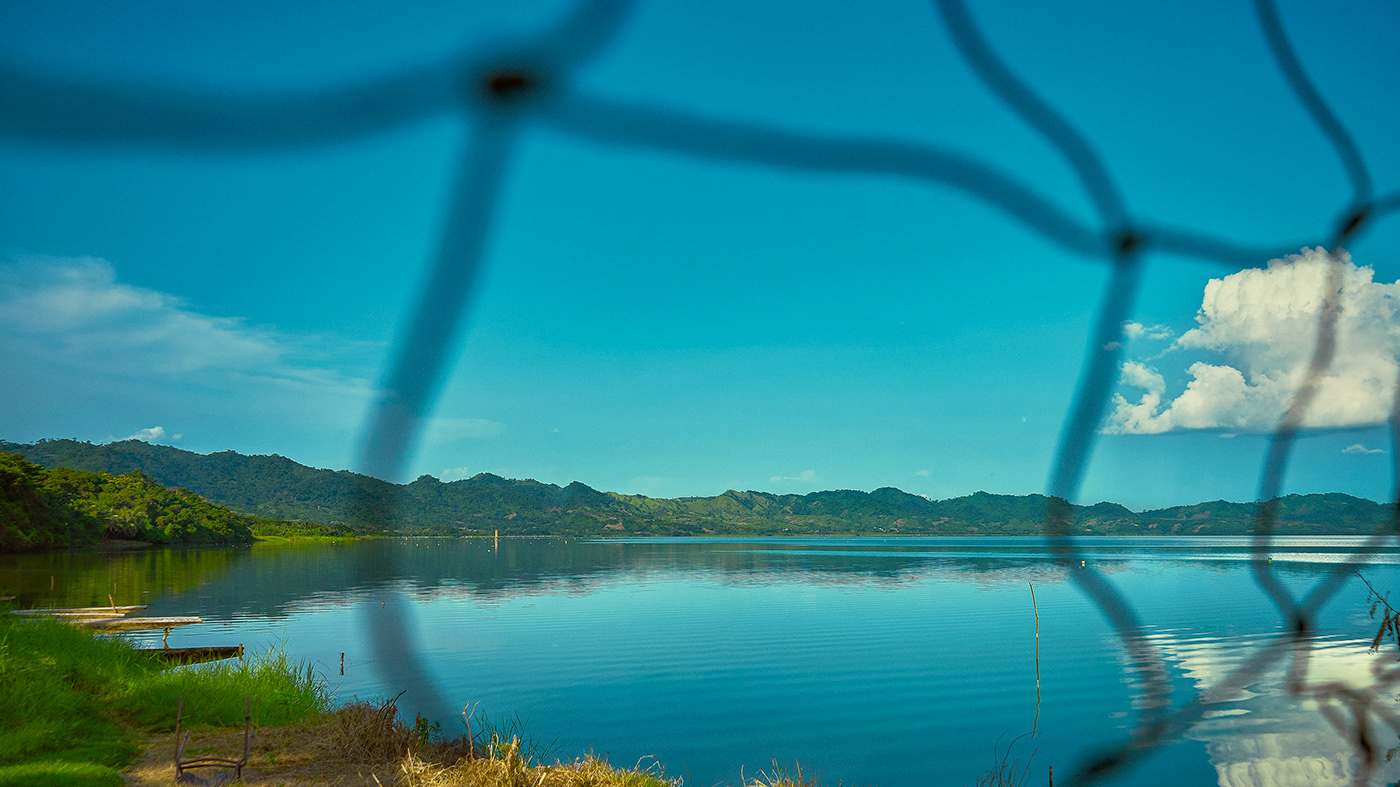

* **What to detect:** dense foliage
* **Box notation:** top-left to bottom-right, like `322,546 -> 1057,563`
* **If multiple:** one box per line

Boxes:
4,439 -> 1393,537
0,452 -> 257,552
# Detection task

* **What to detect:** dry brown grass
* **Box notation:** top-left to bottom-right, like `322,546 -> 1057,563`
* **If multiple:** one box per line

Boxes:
741,762 -> 822,787
396,743 -> 676,787
327,696 -> 418,764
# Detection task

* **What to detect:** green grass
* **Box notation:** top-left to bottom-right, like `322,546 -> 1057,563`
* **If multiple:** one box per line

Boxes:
0,607 -> 329,784
0,761 -> 125,787
251,533 -> 371,546
113,646 -> 327,729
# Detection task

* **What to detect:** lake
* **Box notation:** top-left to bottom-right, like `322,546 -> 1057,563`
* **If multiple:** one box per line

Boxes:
4,536 -> 1400,786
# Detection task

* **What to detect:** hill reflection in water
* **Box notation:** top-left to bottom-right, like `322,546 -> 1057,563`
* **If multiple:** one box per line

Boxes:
8,536 -> 1392,617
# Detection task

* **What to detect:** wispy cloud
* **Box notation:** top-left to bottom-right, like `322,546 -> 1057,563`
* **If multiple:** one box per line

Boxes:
624,475 -> 670,496
0,255 -> 376,450
1342,443 -> 1384,455
423,417 -> 507,443
1105,249 -> 1400,434
770,469 -> 817,484
0,256 -> 279,375
1121,321 -> 1175,341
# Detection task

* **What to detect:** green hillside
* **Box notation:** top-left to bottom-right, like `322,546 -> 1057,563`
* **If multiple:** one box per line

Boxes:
0,452 -> 261,552
3,439 -> 1393,537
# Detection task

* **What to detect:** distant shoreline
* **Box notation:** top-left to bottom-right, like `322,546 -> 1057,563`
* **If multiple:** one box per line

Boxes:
4,439 -> 1390,543
25,530 -> 1394,559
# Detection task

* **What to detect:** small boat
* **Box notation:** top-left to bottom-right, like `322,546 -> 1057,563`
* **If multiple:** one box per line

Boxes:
139,645 -> 244,666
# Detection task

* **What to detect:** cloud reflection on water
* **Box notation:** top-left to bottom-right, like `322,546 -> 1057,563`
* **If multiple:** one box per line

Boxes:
1123,629 -> 1400,787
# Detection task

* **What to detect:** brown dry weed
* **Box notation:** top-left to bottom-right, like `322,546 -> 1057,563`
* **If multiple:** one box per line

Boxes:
396,745 -> 675,787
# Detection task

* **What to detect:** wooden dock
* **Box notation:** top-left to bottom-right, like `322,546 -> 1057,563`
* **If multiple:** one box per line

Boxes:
12,605 -> 148,617
83,616 -> 202,630
12,604 -> 242,665
9,604 -> 192,629
10,606 -> 202,629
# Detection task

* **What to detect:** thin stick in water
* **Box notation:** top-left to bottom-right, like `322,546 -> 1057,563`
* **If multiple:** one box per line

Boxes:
1030,581 -> 1041,736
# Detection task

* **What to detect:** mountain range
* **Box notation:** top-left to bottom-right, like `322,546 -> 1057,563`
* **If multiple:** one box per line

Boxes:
1,439 -> 1391,537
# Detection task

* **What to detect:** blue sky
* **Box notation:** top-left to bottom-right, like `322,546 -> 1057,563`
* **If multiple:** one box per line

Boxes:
1,0 -> 1397,509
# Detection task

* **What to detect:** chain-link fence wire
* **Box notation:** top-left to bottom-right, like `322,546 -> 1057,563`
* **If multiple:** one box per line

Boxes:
6,0 -> 1400,783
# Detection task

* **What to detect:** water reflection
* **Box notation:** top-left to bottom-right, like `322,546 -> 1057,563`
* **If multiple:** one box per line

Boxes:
5,536 -> 1398,622
0,545 -> 253,608
1126,629 -> 1400,786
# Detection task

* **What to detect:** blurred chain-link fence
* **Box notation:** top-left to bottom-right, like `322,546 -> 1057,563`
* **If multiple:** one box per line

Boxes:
6,0 -> 1399,783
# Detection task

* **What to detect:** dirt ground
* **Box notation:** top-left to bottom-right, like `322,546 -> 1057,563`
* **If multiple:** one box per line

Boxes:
120,703 -> 690,787
123,719 -> 401,786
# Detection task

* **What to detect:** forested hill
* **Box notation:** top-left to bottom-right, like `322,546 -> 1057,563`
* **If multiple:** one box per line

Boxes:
3,439 -> 1390,537
0,452 -> 257,552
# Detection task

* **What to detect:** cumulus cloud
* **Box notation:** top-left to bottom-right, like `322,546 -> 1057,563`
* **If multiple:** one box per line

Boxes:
770,469 -> 817,484
1342,443 -> 1384,455
124,426 -> 180,443
440,466 -> 474,482
1105,248 -> 1400,434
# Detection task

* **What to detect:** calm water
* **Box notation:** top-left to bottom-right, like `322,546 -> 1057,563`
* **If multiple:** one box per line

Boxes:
5,537 -> 1400,786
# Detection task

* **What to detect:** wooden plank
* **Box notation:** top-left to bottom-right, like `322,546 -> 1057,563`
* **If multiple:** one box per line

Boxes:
13,605 -> 147,616
82,616 -> 201,630
14,611 -> 125,618
138,645 -> 243,666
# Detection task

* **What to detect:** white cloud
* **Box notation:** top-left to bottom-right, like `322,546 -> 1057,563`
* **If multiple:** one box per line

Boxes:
124,426 -> 180,443
440,466 -> 474,482
1342,443 -> 1384,455
769,469 -> 817,484
1122,321 -> 1175,341
914,469 -> 932,477
1105,248 -> 1400,434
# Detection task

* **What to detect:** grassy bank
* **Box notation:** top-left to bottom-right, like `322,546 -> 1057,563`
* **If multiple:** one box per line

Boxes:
121,694 -> 690,787
0,607 -> 804,787
250,532 -> 375,546
0,608 -> 328,787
